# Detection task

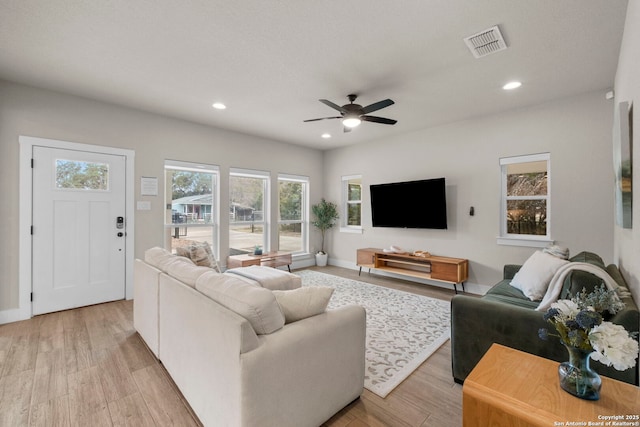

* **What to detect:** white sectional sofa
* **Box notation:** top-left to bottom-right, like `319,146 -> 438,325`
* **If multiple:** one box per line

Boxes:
134,248 -> 366,427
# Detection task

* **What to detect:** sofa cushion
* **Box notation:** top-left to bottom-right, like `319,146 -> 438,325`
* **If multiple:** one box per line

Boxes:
225,265 -> 302,290
483,280 -> 541,309
510,250 -> 569,301
165,260 -> 211,288
195,271 -> 285,335
273,287 -> 334,323
569,251 -> 605,267
145,247 -> 196,272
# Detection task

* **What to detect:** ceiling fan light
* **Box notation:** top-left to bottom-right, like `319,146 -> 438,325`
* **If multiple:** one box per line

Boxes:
343,117 -> 362,128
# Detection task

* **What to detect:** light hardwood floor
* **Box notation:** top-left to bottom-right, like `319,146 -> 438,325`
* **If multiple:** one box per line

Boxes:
0,266 -> 462,426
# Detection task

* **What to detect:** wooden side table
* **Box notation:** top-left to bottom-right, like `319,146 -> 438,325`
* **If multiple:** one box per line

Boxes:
462,344 -> 640,427
226,251 -> 292,271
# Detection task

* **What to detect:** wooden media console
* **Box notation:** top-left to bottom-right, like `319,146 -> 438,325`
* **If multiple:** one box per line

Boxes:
357,248 -> 468,293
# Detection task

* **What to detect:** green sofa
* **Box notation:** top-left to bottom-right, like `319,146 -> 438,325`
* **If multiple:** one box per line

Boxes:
451,251 -> 639,385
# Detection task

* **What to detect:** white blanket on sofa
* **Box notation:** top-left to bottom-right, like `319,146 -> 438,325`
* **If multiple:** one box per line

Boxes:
536,262 -> 625,312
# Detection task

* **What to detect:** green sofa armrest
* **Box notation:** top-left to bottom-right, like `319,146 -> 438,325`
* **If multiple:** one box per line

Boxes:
450,294 -> 639,385
451,295 -> 560,383
503,264 -> 521,280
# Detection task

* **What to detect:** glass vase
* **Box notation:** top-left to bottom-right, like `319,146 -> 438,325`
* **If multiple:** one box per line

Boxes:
558,345 -> 601,400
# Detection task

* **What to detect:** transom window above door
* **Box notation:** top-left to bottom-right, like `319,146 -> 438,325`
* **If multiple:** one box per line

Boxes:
55,159 -> 109,191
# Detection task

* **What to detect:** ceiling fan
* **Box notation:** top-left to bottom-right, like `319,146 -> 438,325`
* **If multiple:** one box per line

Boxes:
304,94 -> 397,132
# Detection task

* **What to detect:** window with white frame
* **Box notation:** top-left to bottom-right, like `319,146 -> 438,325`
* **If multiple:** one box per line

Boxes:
498,153 -> 551,246
164,160 -> 219,257
229,168 -> 269,254
341,175 -> 362,231
278,174 -> 309,254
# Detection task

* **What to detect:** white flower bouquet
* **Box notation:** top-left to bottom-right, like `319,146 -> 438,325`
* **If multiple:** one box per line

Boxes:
539,284 -> 639,371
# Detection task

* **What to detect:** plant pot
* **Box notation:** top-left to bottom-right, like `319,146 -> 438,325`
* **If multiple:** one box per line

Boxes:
315,253 -> 328,267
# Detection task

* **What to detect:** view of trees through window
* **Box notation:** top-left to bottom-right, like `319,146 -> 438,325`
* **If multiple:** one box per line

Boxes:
165,166 -> 309,257
506,163 -> 548,236
56,159 -> 109,190
342,176 -> 362,228
279,179 -> 305,253
347,182 -> 362,226
169,171 -> 214,224
171,171 -> 212,202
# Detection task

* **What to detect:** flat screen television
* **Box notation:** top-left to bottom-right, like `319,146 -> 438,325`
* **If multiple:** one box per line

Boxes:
370,177 -> 447,229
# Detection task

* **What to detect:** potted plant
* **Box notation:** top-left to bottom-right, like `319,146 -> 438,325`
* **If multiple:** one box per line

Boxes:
311,198 -> 339,267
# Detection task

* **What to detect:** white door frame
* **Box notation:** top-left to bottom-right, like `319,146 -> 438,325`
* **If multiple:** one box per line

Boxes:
18,136 -> 135,321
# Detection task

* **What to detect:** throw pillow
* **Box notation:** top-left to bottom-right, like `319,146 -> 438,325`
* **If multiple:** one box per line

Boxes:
175,246 -> 191,259
186,242 -> 221,272
510,250 -> 570,301
273,287 -> 334,323
164,260 -> 210,288
542,245 -> 570,260
195,271 -> 285,335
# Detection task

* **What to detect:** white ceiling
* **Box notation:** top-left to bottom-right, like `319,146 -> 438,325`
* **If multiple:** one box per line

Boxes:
0,1 -> 629,150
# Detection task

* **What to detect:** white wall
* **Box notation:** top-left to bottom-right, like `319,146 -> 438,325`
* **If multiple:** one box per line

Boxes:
324,90 -> 615,291
613,2 -> 640,303
0,79 -> 622,314
0,80 -> 323,313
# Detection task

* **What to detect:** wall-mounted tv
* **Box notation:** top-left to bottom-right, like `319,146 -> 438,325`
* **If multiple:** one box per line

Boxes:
370,177 -> 447,229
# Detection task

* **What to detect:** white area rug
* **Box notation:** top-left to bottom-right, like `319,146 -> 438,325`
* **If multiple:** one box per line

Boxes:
295,270 -> 451,398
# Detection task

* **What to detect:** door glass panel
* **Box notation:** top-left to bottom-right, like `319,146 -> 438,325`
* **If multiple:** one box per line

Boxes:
56,159 -> 109,190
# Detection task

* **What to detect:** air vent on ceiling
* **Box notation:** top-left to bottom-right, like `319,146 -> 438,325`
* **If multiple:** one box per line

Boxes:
463,25 -> 507,59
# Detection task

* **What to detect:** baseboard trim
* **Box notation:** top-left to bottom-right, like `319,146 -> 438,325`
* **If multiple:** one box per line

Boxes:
0,307 -> 30,325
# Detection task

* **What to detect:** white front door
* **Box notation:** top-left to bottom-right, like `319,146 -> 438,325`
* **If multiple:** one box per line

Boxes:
32,146 -> 127,315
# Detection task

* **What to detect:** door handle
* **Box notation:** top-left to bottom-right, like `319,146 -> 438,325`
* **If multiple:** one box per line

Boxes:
117,232 -> 124,237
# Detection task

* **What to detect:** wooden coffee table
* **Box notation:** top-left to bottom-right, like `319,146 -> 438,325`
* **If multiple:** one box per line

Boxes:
226,251 -> 292,271
462,344 -> 640,426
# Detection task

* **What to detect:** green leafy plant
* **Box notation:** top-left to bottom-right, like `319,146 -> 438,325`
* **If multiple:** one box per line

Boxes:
311,198 -> 339,254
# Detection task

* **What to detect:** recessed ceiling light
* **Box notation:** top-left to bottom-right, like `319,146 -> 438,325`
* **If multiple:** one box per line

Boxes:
321,133 -> 331,139
212,102 -> 227,110
502,81 -> 522,90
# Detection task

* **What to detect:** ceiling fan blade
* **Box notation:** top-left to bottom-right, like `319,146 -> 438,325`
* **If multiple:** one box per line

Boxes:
361,99 -> 394,115
319,99 -> 348,113
362,115 -> 397,125
303,116 -> 342,122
